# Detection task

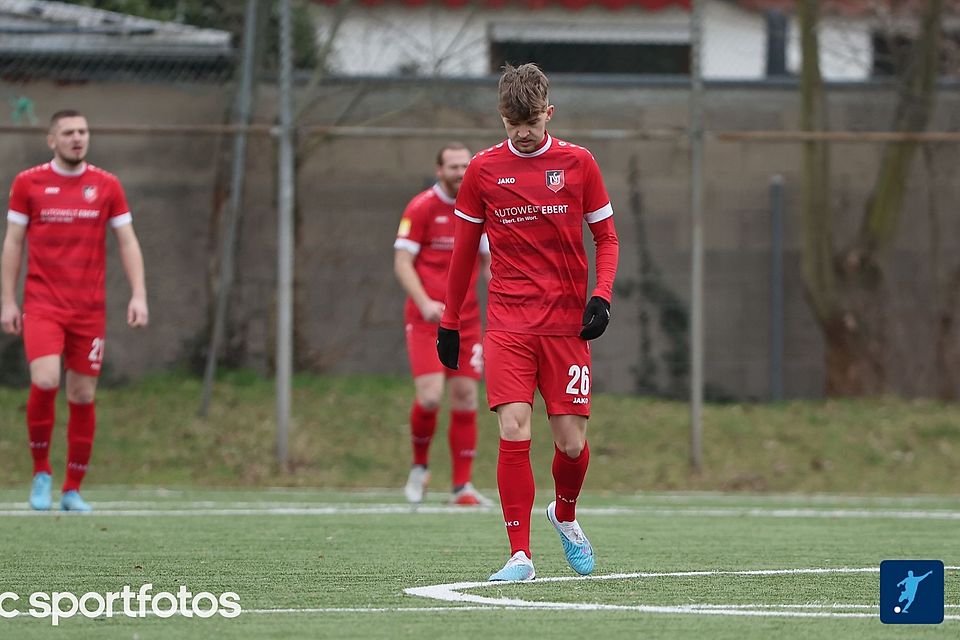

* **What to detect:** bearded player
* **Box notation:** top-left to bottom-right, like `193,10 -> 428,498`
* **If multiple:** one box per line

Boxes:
1,110 -> 148,512
395,143 -> 493,506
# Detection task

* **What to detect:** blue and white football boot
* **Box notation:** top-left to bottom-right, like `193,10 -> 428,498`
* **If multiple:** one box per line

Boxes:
546,501 -> 594,575
488,551 -> 536,582
60,490 -> 92,512
29,472 -> 52,511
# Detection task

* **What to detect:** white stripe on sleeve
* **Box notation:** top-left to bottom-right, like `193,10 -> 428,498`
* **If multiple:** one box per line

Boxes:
394,238 -> 421,255
7,210 -> 29,226
584,202 -> 613,224
454,209 -> 483,224
110,212 -> 133,228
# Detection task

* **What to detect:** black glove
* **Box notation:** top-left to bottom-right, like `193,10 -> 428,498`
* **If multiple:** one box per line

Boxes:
436,327 -> 460,370
579,296 -> 611,340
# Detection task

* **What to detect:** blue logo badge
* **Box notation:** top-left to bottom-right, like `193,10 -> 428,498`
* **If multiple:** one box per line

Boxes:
880,560 -> 944,624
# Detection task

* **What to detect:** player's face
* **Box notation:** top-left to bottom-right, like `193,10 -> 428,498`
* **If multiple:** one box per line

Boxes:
436,149 -> 471,196
501,105 -> 554,153
47,116 -> 90,167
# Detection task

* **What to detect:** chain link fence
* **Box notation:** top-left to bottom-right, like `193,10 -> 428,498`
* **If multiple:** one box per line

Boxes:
3,0 -> 960,409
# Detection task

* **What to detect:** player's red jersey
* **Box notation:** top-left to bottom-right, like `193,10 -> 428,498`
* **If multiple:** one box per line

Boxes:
394,183 -> 487,327
7,162 -> 132,316
452,135 -> 614,336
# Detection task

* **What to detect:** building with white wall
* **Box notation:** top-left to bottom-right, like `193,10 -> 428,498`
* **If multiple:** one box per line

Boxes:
308,0 -> 949,80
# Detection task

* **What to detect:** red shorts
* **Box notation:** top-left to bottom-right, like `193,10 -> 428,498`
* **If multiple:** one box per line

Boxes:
22,311 -> 106,377
484,330 -> 592,417
405,322 -> 483,381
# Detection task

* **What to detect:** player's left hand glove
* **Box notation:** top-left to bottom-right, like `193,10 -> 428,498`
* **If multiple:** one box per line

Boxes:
437,327 -> 460,370
579,296 -> 611,340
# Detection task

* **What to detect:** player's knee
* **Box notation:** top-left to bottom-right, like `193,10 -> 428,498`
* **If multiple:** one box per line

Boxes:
499,422 -> 529,441
557,439 -> 586,458
448,388 -> 477,410
66,388 -> 95,404
416,395 -> 441,411
31,373 -> 60,390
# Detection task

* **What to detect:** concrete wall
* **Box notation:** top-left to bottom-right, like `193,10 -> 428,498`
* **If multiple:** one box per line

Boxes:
3,77 -> 960,399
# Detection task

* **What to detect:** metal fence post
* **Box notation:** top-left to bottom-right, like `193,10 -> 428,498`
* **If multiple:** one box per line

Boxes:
689,0 -> 705,473
769,175 -> 785,401
276,0 -> 295,469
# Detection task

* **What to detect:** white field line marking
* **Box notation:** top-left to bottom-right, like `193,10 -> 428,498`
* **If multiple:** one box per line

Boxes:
405,567 -> 960,620
243,606 -> 513,614
168,603 -> 960,615
5,504 -> 960,519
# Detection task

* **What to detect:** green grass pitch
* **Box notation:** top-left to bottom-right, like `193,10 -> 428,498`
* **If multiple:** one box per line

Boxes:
0,488 -> 957,639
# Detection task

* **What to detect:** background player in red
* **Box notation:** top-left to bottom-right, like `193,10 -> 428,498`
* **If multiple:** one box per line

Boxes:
394,143 -> 492,506
1,109 -> 148,512
437,64 -> 619,581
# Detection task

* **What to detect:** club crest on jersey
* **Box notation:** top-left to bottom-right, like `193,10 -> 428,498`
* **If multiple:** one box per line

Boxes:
545,170 -> 565,193
82,186 -> 97,203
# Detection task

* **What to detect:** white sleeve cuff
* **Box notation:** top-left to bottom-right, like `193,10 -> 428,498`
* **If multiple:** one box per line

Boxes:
110,212 -> 133,228
394,238 -> 421,255
584,203 -> 613,224
7,210 -> 29,225
454,209 -> 483,224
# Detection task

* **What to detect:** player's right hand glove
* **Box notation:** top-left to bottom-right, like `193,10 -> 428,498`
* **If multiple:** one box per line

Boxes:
437,327 -> 460,370
579,296 -> 611,340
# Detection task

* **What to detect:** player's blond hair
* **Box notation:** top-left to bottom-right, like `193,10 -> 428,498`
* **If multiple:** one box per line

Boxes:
498,63 -> 549,122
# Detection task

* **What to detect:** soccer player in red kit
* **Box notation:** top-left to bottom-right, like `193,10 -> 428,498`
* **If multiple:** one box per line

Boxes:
437,64 -> 619,581
395,143 -> 492,506
1,110 -> 148,512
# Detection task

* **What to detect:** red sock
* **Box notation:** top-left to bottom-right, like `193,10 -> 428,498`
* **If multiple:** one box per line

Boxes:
552,441 -> 590,522
410,402 -> 438,467
63,402 -> 96,493
448,410 -> 477,487
497,438 -> 535,558
27,385 -> 58,475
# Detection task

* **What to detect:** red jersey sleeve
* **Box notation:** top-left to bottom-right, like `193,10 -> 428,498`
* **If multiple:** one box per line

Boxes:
7,173 -> 30,225
394,193 -> 429,254
107,177 -> 132,227
441,162 -> 484,330
589,216 -> 619,303
580,150 -> 618,302
581,152 -> 613,224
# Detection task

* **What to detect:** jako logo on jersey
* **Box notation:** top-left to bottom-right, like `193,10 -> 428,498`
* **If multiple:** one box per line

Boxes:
497,177 -> 516,184
82,186 -> 97,203
545,170 -> 565,193
44,187 -> 60,194
572,397 -> 589,404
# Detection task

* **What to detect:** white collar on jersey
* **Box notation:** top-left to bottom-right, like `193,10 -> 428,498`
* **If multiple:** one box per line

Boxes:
432,183 -> 456,205
507,134 -> 552,158
49,159 -> 88,177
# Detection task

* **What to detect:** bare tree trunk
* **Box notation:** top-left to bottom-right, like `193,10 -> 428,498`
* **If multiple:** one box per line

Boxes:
799,0 -> 945,396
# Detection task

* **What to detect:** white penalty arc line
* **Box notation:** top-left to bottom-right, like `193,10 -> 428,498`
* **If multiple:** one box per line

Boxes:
5,504 -> 960,519
404,567 -> 960,620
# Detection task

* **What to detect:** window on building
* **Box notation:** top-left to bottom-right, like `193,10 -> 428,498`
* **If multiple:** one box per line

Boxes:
488,21 -> 690,75
490,41 -> 690,74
